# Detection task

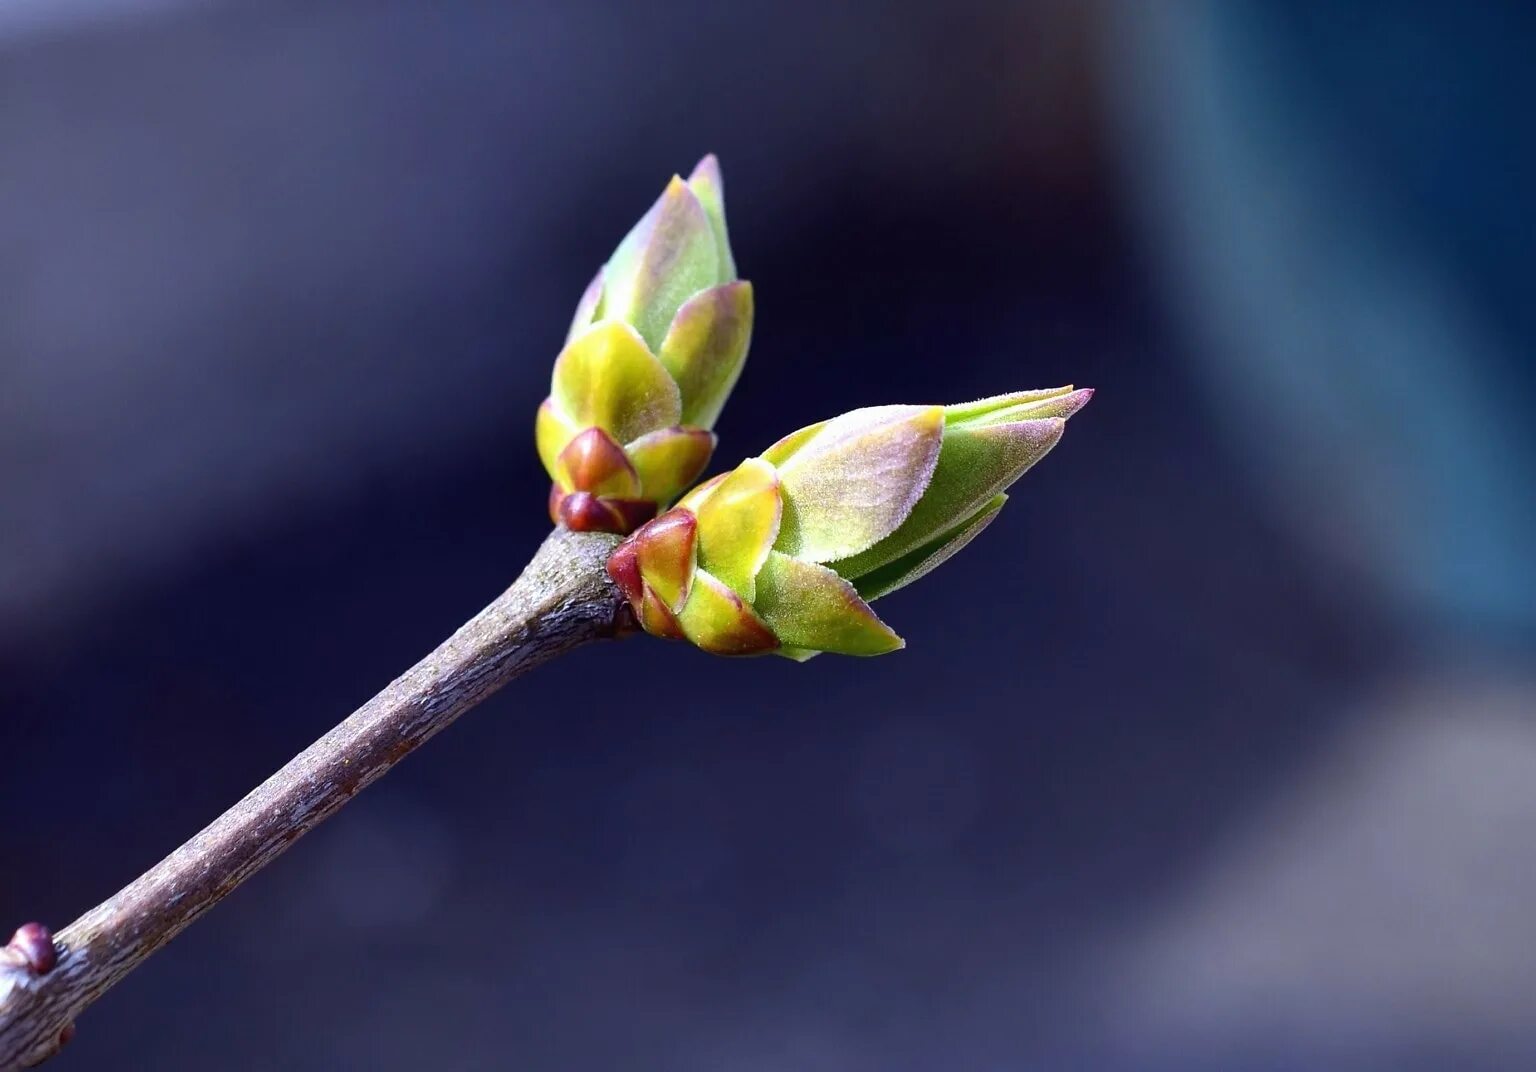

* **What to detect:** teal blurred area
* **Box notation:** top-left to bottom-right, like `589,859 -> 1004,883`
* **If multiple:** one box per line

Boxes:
1,2 -> 1532,1069
1108,2 -> 1536,649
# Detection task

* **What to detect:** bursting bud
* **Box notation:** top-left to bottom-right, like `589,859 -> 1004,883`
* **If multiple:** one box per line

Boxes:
607,385 -> 1092,658
537,155 -> 752,533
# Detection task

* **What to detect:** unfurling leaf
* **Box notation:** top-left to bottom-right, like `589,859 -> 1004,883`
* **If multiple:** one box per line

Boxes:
608,388 -> 1092,658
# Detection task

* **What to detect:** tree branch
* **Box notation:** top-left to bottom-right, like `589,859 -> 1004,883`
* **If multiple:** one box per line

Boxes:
0,526 -> 626,1069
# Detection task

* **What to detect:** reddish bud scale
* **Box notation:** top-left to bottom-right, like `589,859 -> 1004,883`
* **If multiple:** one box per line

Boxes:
558,428 -> 636,496
638,585 -> 686,639
550,489 -> 657,533
605,537 -> 644,605
546,427 -> 660,533
608,505 -> 781,657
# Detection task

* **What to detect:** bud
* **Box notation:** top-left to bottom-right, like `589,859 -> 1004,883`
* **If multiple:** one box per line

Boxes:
607,386 -> 1092,658
539,155 -> 753,533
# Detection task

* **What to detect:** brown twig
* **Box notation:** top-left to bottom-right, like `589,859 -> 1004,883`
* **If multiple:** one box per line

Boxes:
0,526 -> 625,1069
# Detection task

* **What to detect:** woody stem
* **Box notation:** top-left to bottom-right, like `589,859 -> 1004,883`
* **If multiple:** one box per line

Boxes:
0,527 -> 625,1070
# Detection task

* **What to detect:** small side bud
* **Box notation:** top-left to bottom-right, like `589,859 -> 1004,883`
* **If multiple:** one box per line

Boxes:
535,156 -> 751,533
2,922 -> 57,975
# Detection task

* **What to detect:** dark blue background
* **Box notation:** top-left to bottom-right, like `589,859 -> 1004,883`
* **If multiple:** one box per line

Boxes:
2,2 -> 1532,1069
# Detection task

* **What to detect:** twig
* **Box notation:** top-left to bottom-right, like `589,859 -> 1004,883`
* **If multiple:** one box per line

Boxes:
0,526 -> 626,1069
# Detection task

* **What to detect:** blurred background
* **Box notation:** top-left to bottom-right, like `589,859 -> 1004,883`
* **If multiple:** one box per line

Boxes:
3,1 -> 1534,1068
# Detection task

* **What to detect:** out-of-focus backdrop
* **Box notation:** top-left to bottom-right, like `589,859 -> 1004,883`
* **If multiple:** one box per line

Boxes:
3,2 -> 1533,1069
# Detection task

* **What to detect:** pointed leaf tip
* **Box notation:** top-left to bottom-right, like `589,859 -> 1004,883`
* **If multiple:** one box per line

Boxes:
833,414 -> 1063,579
658,281 -> 753,428
687,153 -> 722,186
685,154 -> 735,281
603,177 -> 721,350
753,551 -> 903,656
947,385 -> 1094,426
676,568 -> 779,656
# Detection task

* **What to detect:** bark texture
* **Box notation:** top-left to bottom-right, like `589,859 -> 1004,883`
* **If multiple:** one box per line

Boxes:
0,527 -> 625,1069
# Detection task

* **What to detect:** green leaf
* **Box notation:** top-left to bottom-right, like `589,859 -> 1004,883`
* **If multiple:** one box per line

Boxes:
760,419 -> 827,466
943,385 -> 1090,425
833,415 -> 1064,579
772,405 -> 943,562
551,320 -> 681,444
851,493 -> 1006,600
696,457 -> 781,601
626,426 -> 716,507
675,567 -> 779,655
657,281 -> 753,428
686,154 -> 736,281
753,551 -> 903,656
603,177 -> 721,351
677,472 -> 727,514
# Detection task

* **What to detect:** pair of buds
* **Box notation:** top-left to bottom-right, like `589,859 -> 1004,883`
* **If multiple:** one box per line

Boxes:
534,157 -> 1091,658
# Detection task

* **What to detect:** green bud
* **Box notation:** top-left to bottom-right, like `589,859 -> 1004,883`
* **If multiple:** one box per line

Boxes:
832,385 -> 1092,586
539,155 -> 752,533
607,386 -> 1092,658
